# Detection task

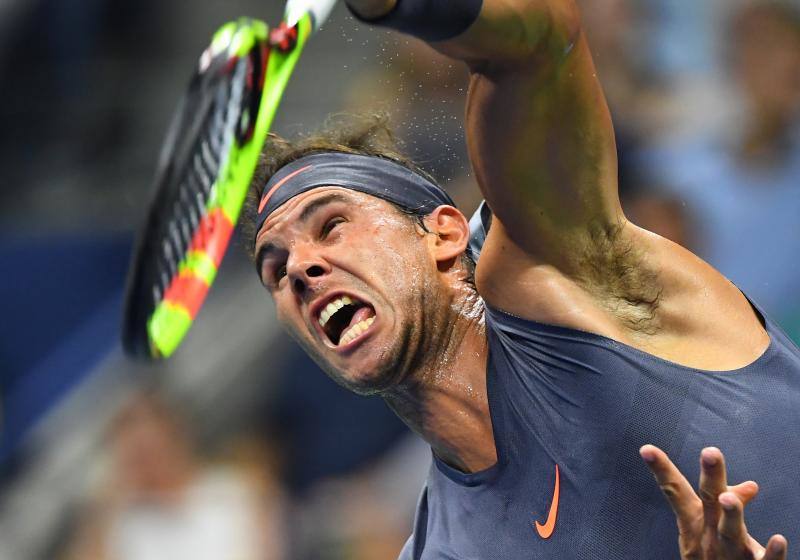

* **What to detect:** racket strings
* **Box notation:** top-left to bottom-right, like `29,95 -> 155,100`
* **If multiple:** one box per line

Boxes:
123,19 -> 296,358
151,54 -> 255,305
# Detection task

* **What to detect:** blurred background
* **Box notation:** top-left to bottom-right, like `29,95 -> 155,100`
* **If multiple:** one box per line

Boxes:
1,0 -> 798,558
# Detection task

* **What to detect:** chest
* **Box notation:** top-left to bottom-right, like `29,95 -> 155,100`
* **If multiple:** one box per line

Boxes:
410,336 -> 800,559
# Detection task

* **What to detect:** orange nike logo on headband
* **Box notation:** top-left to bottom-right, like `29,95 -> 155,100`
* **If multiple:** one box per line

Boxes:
257,164 -> 314,214
534,464 -> 560,539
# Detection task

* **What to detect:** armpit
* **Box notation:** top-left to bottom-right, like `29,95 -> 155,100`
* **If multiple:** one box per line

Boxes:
575,220 -> 663,335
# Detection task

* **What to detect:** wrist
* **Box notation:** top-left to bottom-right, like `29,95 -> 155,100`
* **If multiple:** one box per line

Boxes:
346,0 -> 397,20
347,0 -> 483,42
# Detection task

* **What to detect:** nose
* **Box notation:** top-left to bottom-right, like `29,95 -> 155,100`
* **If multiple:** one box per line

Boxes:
286,249 -> 330,297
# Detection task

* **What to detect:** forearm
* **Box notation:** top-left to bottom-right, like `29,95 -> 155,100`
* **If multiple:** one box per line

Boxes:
346,0 -> 581,67
348,0 -> 620,269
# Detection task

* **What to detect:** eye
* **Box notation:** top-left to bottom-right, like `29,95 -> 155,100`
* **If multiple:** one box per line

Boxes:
321,216 -> 346,239
263,262 -> 286,289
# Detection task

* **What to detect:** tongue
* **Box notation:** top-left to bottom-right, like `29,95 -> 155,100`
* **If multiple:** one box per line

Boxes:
347,305 -> 375,329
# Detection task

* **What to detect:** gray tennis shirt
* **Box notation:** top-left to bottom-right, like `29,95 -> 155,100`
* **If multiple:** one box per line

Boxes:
399,299 -> 800,559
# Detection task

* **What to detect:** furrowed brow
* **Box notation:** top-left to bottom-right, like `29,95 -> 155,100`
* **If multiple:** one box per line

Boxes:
255,192 -> 350,273
298,192 -> 349,223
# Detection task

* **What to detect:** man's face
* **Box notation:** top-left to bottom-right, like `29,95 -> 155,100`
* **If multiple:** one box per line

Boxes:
255,187 -> 440,394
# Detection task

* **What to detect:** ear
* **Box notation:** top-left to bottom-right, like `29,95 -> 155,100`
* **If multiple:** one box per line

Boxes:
423,205 -> 470,265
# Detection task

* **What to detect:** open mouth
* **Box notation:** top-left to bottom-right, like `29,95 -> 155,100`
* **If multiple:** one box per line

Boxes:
317,295 -> 376,347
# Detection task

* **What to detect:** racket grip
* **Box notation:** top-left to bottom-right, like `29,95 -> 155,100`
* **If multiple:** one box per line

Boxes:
285,0 -> 338,31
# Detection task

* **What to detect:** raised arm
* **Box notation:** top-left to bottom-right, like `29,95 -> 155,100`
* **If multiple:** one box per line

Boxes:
348,0 -> 624,319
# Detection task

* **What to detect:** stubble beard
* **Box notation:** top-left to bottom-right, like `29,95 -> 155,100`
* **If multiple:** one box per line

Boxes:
372,273 -> 453,398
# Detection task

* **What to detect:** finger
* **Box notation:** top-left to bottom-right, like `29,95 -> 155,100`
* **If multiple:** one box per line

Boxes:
641,445 -> 701,524
729,481 -> 759,506
717,492 -> 748,557
699,447 -> 728,531
763,535 -> 788,560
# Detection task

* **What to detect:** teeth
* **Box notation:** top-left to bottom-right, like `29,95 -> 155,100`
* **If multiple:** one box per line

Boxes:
338,316 -> 375,346
318,296 -> 354,327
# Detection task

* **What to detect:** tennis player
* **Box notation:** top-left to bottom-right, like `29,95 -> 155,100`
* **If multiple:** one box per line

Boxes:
248,0 -> 800,557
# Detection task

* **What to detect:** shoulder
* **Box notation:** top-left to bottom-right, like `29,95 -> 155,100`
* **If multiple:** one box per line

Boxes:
476,218 -> 662,340
616,227 -> 770,369
476,215 -> 769,359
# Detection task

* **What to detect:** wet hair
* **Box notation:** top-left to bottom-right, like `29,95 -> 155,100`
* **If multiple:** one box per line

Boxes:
241,113 -> 475,280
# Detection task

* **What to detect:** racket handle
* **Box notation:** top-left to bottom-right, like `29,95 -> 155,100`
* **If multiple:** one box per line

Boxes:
286,0 -> 338,31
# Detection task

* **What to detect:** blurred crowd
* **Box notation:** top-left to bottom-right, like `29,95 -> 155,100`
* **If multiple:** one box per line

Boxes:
1,0 -> 799,559
56,387 -> 428,560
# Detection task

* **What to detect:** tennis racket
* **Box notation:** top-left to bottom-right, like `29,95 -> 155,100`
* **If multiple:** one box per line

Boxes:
122,0 -> 337,359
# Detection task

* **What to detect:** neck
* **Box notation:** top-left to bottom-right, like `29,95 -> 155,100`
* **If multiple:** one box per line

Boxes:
383,285 -> 496,474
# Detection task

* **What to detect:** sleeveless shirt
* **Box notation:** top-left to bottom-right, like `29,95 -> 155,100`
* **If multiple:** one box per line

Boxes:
399,302 -> 800,559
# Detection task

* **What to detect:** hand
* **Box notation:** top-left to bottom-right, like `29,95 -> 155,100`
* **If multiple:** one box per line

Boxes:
640,445 -> 788,560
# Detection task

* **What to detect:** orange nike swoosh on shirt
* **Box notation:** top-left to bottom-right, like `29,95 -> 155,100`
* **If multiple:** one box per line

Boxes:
534,464 -> 560,539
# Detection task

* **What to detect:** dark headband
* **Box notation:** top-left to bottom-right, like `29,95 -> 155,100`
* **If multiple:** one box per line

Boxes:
254,152 -> 456,238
